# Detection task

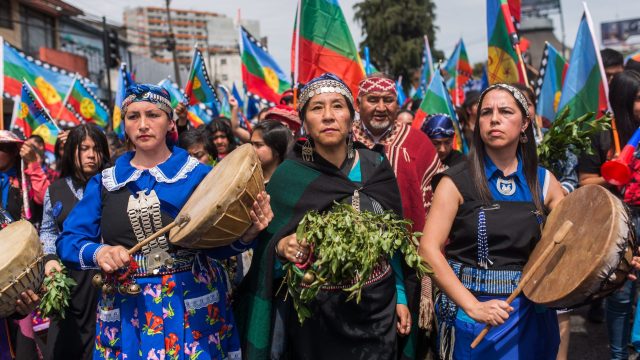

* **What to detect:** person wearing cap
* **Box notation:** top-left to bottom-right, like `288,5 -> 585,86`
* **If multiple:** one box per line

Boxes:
56,84 -> 273,359
352,72 -> 442,358
237,73 -> 407,359
421,114 -> 465,168
419,83 -> 565,359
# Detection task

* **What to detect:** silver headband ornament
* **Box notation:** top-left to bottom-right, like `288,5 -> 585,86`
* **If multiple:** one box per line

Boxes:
297,79 -> 354,111
479,83 -> 531,120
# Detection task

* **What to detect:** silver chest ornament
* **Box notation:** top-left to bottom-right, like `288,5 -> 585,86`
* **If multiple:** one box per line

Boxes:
496,177 -> 516,196
127,189 -> 174,273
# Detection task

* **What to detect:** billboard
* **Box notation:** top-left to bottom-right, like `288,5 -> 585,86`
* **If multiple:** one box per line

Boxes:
601,18 -> 640,47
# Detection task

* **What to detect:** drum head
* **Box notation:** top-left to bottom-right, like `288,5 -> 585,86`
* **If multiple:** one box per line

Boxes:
169,144 -> 264,248
522,185 -> 634,307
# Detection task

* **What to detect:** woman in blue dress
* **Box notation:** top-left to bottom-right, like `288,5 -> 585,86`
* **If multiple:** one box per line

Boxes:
57,84 -> 273,360
419,84 -> 565,359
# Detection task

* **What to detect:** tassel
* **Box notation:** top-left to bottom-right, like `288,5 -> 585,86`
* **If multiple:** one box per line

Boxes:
418,275 -> 435,331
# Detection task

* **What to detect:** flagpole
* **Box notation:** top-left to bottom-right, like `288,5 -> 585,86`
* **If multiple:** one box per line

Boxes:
500,0 -> 529,86
0,36 -> 4,130
293,0 -> 302,109
54,76 -> 76,125
23,78 -> 61,132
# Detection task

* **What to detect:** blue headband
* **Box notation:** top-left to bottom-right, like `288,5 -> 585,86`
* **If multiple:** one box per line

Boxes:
122,84 -> 174,120
422,114 -> 455,139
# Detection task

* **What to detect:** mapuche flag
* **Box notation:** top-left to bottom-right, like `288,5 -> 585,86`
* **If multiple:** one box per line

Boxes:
240,26 -> 290,105
13,81 -> 56,139
292,0 -> 365,96
535,42 -> 568,123
413,70 -> 468,153
66,78 -> 110,128
158,78 -> 218,127
556,4 -> 609,121
3,41 -> 89,127
444,39 -> 472,107
486,0 -> 526,85
184,47 -> 219,106
113,63 -> 135,140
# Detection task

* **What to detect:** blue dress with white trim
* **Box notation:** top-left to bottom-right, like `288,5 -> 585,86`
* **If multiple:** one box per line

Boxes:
57,147 -> 246,360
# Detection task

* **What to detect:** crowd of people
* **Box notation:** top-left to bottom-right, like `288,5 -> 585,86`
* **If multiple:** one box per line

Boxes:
0,47 -> 640,360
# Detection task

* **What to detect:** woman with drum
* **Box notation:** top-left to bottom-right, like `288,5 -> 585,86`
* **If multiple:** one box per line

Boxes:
579,70 -> 640,360
56,84 -> 273,360
40,124 -> 111,360
419,83 -> 565,359
237,73 -> 407,359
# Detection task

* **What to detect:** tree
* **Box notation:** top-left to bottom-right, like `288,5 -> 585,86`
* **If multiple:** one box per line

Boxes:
353,0 -> 442,90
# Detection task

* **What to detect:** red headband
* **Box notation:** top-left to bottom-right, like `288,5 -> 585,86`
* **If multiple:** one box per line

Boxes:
358,77 -> 397,97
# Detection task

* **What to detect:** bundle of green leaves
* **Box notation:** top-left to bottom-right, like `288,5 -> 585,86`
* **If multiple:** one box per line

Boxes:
38,264 -> 76,320
537,107 -> 611,175
283,202 -> 431,324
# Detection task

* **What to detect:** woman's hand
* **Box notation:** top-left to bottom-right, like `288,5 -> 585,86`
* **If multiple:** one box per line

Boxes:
96,245 -> 130,273
15,290 -> 39,316
45,259 -> 63,277
396,304 -> 412,336
465,299 -> 513,326
19,142 -> 38,165
242,192 -> 273,242
276,233 -> 311,263
175,102 -> 188,127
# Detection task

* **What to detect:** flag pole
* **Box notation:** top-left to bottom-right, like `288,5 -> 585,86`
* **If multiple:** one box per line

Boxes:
23,78 -> 61,131
500,0 -> 529,86
54,75 -> 76,125
293,0 -> 302,110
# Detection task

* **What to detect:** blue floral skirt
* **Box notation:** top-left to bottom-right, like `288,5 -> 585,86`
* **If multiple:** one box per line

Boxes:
94,255 -> 241,360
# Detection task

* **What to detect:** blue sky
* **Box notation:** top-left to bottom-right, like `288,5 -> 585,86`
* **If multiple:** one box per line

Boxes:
69,0 -> 639,73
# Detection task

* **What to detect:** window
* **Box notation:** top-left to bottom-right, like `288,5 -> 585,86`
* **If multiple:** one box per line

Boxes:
0,0 -> 13,29
20,5 -> 55,57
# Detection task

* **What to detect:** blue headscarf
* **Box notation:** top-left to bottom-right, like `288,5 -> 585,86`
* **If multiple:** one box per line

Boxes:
122,84 -> 174,120
421,114 -> 455,139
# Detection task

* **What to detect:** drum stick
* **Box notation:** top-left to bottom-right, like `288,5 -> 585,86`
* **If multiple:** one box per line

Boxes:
470,220 -> 573,349
128,214 -> 190,255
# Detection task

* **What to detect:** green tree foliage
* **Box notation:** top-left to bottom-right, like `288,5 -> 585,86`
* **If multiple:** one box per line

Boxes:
354,0 -> 442,89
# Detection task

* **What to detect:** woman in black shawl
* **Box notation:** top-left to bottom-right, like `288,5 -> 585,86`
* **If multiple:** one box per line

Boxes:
236,73 -> 406,359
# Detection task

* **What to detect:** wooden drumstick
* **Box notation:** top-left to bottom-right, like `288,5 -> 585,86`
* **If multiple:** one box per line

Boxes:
470,220 -> 573,349
128,214 -> 191,255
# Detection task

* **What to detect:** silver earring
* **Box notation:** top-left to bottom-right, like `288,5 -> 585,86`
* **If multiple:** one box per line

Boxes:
520,131 -> 528,143
347,135 -> 355,159
302,138 -> 314,162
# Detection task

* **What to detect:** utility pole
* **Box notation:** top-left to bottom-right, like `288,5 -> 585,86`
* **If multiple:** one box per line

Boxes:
165,0 -> 182,86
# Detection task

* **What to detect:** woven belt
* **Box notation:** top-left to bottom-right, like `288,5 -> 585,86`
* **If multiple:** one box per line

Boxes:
131,252 -> 195,278
449,260 -> 521,296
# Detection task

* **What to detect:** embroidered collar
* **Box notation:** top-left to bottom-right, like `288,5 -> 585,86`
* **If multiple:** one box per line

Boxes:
102,147 -> 199,191
353,119 -> 399,148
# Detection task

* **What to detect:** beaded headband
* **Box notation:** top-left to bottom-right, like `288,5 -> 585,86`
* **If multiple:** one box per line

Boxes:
358,77 -> 397,97
478,83 -> 531,120
297,73 -> 354,111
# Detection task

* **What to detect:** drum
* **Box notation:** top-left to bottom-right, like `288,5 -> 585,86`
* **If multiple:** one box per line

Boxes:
169,143 -> 265,248
0,220 -> 44,317
522,185 -> 637,308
